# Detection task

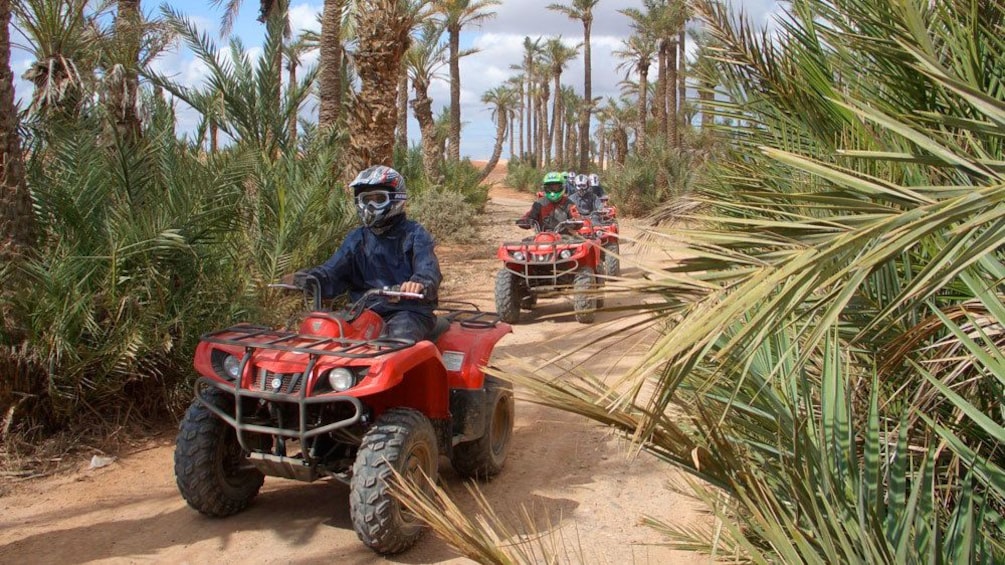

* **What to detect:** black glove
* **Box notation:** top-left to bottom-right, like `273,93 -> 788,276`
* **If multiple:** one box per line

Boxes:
292,271 -> 311,289
516,219 -> 532,229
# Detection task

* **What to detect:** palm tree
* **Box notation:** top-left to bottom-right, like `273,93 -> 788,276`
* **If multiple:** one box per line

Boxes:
505,74 -> 524,158
433,0 -> 500,162
109,0 -> 142,142
517,36 -> 543,161
347,0 -> 415,170
615,33 -> 656,151
0,0 -> 34,264
318,0 -> 346,130
478,84 -> 516,181
543,36 -> 580,167
405,20 -> 448,182
547,0 -> 600,171
15,0 -> 97,121
622,0 -> 683,146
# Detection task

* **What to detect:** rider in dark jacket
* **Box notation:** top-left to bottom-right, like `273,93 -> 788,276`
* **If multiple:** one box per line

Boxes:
569,173 -> 603,222
295,165 -> 442,342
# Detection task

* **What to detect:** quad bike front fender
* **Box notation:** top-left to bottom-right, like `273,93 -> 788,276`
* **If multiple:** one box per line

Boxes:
344,340 -> 451,420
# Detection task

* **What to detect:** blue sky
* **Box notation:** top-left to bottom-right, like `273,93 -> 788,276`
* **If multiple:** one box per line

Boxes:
9,0 -> 782,159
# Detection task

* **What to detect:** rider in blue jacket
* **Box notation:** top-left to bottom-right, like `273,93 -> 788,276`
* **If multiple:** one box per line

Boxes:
294,165 -> 442,342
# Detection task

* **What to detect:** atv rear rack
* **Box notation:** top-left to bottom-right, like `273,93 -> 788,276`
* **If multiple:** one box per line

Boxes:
202,325 -> 415,359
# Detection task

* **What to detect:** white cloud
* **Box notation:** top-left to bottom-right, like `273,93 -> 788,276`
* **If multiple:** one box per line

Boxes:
289,2 -> 322,35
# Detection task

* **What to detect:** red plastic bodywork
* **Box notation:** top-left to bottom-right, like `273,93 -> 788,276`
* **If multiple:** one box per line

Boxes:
193,309 -> 512,422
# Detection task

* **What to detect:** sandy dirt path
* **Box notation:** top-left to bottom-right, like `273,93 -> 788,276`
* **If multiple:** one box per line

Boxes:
0,166 -> 709,565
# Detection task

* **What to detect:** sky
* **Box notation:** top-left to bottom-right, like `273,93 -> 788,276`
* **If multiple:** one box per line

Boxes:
9,0 -> 782,160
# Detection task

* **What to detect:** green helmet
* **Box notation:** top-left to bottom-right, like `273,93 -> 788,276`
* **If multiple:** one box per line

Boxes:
542,172 -> 565,202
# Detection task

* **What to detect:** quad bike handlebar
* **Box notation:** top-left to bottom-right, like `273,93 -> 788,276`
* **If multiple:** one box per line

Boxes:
515,218 -> 585,234
270,274 -> 424,312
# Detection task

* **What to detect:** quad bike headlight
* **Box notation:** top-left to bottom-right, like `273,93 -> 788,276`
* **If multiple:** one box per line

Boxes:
326,368 -> 357,392
512,251 -> 525,261
559,249 -> 573,259
222,355 -> 242,379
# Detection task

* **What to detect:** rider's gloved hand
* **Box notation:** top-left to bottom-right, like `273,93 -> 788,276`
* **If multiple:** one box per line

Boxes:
291,271 -> 310,288
515,219 -> 532,229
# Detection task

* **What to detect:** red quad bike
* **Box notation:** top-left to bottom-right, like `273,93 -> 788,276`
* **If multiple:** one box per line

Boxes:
495,219 -> 605,324
174,280 -> 514,555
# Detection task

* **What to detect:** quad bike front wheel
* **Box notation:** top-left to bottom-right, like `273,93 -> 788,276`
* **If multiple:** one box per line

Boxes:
573,267 -> 597,324
452,376 -> 515,480
495,269 -> 523,324
174,388 -> 265,517
351,408 -> 438,555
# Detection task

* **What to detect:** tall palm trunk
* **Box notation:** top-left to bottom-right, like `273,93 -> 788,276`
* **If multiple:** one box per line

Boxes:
579,18 -> 592,171
597,126 -> 605,170
318,0 -> 344,130
565,112 -> 576,165
111,0 -> 142,142
667,36 -> 679,149
700,75 -> 714,129
637,61 -> 649,151
287,55 -> 298,144
526,61 -> 535,159
538,83 -> 549,167
656,40 -> 668,139
349,0 -> 410,171
677,25 -> 686,145
395,64 -> 408,154
447,22 -> 461,161
509,111 -> 515,159
550,72 -> 561,167
479,109 -> 507,182
555,95 -> 564,166
0,0 -> 35,337
411,79 -> 442,183
517,84 -> 524,158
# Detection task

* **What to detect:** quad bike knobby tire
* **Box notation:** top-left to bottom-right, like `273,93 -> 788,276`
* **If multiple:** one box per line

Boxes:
495,269 -> 522,324
174,388 -> 265,517
351,408 -> 438,555
573,267 -> 597,324
452,376 -> 515,480
603,242 -> 621,277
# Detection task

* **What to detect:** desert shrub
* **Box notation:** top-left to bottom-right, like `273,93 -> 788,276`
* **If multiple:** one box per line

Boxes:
603,140 -> 700,217
395,146 -> 490,212
504,155 -> 540,192
408,189 -> 479,244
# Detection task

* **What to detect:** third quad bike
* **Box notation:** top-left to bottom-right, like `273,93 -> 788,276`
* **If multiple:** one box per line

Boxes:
174,282 -> 514,555
495,219 -> 604,324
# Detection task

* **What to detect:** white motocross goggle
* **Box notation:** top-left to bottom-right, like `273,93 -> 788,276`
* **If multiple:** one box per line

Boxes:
356,190 -> 405,210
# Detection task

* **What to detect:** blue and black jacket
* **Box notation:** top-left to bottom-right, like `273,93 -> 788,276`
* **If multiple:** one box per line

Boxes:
306,215 -> 441,318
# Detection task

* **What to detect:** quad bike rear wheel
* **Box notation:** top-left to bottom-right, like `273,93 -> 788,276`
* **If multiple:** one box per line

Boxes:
452,376 -> 515,479
351,408 -> 438,555
603,242 -> 621,277
174,388 -> 265,517
495,269 -> 522,323
573,267 -> 597,324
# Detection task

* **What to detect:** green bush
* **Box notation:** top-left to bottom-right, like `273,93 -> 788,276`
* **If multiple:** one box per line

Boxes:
407,189 -> 479,244
503,155 -> 541,192
602,138 -> 698,217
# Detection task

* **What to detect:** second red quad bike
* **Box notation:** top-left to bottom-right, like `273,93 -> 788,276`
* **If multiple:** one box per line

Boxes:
174,281 -> 514,555
495,219 -> 605,324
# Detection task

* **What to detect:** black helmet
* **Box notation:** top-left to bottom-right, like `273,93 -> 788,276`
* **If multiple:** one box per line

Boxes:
349,165 -> 407,233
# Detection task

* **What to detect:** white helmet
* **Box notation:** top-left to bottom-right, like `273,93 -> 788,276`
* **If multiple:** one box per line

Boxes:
574,174 -> 589,192
588,173 -> 600,187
